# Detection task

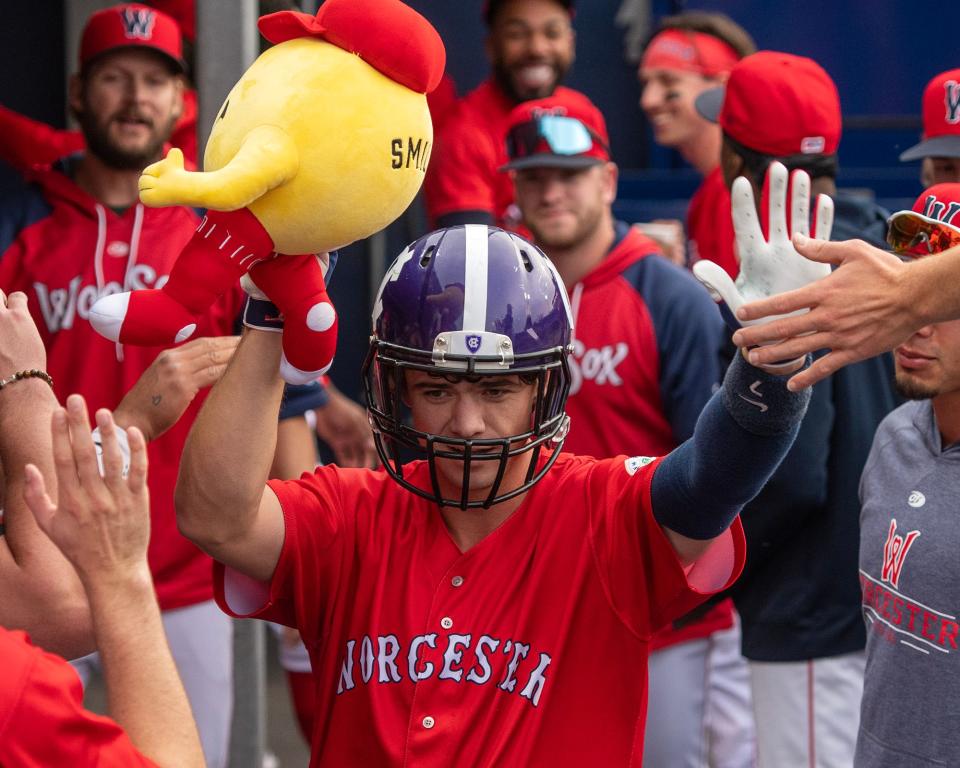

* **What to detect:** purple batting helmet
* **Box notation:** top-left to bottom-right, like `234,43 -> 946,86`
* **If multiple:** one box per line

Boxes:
362,224 -> 574,509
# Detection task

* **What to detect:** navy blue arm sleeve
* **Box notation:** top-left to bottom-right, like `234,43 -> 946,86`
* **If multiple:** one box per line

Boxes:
651,352 -> 812,540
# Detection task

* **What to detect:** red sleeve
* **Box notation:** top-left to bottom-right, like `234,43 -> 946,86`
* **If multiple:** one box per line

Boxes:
0,629 -> 159,768
423,106 -> 500,223
0,105 -> 85,172
214,468 -> 350,644
587,456 -> 745,638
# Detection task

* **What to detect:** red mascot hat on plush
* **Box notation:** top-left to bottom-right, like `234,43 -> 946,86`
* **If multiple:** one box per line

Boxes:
259,0 -> 445,94
89,0 -> 446,385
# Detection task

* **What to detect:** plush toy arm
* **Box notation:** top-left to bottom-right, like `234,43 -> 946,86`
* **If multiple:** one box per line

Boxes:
139,125 -> 299,210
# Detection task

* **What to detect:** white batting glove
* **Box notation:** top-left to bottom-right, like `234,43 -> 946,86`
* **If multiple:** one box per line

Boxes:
693,161 -> 834,372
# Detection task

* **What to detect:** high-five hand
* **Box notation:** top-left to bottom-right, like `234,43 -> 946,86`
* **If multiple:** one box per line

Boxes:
693,161 -> 834,330
693,162 -> 833,373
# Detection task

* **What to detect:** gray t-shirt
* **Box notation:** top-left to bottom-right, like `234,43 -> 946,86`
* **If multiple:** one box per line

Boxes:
857,400 -> 960,766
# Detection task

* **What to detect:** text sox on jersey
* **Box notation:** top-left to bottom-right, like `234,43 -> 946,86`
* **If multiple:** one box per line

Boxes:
568,340 -> 628,395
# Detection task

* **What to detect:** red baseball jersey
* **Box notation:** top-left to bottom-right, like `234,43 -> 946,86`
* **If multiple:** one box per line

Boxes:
686,167 -> 739,278
216,453 -> 745,766
423,79 -> 595,231
0,164 -> 243,610
0,628 -> 158,767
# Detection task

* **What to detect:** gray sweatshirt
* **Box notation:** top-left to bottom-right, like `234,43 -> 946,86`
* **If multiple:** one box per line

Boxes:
856,400 -> 960,767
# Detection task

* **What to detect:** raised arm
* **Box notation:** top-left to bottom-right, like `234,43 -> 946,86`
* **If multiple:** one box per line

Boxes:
732,236 -> 960,389
22,398 -> 203,768
175,328 -> 286,582
0,290 -> 90,658
653,351 -> 810,564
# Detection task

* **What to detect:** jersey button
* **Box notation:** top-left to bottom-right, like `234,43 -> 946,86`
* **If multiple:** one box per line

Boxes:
451,575 -> 464,588
422,716 -> 435,729
440,616 -> 454,630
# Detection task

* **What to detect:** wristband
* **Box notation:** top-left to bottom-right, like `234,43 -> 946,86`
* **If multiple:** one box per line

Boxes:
243,296 -> 285,332
721,351 -> 811,436
0,369 -> 54,391
92,424 -> 132,478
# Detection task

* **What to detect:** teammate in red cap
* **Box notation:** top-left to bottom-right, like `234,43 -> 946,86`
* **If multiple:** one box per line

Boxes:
695,50 -> 901,768
424,0 -> 591,232
502,93 -> 754,767
639,13 -> 755,279
0,2 -> 201,172
900,68 -> 960,187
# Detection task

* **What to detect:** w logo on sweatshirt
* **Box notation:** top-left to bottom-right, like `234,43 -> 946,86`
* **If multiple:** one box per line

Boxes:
881,519 -> 920,589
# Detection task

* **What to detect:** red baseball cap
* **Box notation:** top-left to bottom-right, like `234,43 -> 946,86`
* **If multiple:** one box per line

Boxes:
147,0 -> 195,43
501,93 -> 609,171
887,183 -> 960,257
900,69 -> 960,161
695,51 -> 841,158
483,0 -> 574,26
80,3 -> 185,73
259,0 -> 445,94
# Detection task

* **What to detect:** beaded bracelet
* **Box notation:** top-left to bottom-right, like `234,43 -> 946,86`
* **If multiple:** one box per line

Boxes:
0,368 -> 54,391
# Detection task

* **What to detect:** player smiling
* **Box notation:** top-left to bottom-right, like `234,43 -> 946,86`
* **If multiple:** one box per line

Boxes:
177,222 -> 812,766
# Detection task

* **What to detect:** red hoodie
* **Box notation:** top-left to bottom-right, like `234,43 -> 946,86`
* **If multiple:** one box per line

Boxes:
0,161 -> 242,610
561,222 -> 734,647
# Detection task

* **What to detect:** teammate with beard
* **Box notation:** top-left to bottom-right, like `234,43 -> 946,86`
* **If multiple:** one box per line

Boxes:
424,0 -> 594,232
0,6 -> 242,766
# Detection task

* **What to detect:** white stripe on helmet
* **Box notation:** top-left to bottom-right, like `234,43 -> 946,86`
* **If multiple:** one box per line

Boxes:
462,224 -> 489,332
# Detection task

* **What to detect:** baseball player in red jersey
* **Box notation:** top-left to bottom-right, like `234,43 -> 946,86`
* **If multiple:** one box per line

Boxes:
424,0 -> 593,232
176,209 -> 818,765
503,93 -> 753,767
638,12 -> 756,278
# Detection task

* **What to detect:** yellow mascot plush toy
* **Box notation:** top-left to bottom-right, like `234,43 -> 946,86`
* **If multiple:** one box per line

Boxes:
90,0 -> 445,383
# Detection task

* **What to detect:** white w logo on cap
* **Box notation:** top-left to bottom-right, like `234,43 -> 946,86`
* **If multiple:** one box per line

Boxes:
120,8 -> 156,40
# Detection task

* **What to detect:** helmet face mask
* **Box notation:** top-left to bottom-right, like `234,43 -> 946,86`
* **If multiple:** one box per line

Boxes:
362,225 -> 574,509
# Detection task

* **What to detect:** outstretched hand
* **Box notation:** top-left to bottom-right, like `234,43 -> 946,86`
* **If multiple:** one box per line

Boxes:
732,236 -> 912,390
113,335 -> 239,441
693,161 -> 834,333
23,395 -> 150,587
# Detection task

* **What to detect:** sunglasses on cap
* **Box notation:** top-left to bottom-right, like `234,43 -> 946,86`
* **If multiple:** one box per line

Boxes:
506,115 -> 607,162
887,212 -> 960,258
